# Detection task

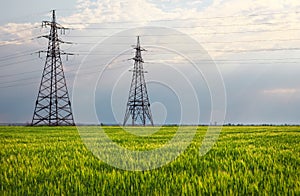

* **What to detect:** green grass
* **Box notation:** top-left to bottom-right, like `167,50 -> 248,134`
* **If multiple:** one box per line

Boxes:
0,126 -> 299,195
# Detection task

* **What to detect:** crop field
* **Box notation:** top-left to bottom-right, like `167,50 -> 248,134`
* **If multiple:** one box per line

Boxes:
0,126 -> 299,195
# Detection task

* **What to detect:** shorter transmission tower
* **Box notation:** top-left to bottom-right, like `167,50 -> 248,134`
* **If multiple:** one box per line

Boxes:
31,10 -> 74,126
123,36 -> 154,126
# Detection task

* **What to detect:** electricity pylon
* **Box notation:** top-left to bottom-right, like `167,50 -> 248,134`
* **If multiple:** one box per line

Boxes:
123,36 -> 154,126
31,10 -> 74,126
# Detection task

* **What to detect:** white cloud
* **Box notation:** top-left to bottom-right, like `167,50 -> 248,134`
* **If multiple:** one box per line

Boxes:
2,0 -> 300,56
263,88 -> 298,95
0,23 -> 40,45
147,55 -> 187,64
62,0 -> 300,57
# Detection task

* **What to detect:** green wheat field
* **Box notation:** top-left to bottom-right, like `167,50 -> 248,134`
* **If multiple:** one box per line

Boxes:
0,126 -> 299,195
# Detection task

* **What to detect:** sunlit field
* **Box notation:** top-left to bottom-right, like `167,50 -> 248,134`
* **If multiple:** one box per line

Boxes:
0,126 -> 299,195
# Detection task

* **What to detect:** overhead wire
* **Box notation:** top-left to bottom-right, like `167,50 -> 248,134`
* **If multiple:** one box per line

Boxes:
0,25 -> 40,36
0,49 -> 42,62
1,9 -> 300,89
62,10 -> 300,25
74,38 -> 300,45
1,56 -> 300,78
0,58 -> 40,69
1,55 -> 300,89
66,21 -> 300,30
67,47 -> 300,54
62,28 -> 300,38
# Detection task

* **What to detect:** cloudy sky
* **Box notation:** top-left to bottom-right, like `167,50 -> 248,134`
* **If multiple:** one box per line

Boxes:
1,0 -> 300,125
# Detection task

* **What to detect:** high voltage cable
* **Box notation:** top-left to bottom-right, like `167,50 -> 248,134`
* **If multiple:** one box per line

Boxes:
211,57 -> 300,62
0,9 -> 298,43
0,81 -> 37,89
0,26 -> 40,36
145,61 -> 300,65
0,26 -> 48,45
75,38 -> 300,45
0,37 -> 35,47
0,35 -> 48,46
209,48 -> 300,53
63,28 -> 300,38
1,45 -> 300,73
62,10 -> 300,25
0,68 -> 41,78
1,9 -> 300,88
2,59 -> 300,78
0,58 -> 39,68
1,15 -> 299,44
0,49 -> 40,62
1,11 -> 300,46
2,9 -> 298,27
0,11 -> 49,25
0,76 -> 40,85
2,10 -> 300,30
0,53 -> 33,62
0,58 -> 130,79
0,67 -> 97,88
2,57 -> 300,89
67,21 -> 300,30
1,57 -> 300,87
2,26 -> 300,46
200,39 -> 300,44
0,61 -> 298,88
68,47 -> 300,54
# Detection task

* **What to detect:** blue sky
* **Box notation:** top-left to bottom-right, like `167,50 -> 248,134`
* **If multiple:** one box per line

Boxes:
1,0 -> 300,125
0,0 -> 77,25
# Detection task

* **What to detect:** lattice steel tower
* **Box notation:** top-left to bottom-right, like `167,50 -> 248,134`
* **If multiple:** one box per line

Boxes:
123,36 -> 154,126
31,10 -> 74,126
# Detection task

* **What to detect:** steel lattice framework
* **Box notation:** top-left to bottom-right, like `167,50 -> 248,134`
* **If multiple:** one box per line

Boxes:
123,36 -> 154,126
31,10 -> 74,126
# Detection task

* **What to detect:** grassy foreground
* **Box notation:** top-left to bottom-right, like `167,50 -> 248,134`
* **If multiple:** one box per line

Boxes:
0,126 -> 299,195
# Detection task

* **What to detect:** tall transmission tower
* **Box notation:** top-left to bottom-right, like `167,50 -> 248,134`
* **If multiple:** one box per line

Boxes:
123,36 -> 154,126
31,10 -> 74,126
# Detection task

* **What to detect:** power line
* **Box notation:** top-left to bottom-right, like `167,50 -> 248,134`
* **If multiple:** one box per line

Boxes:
0,26 -> 40,36
0,49 -> 39,62
1,17 -> 299,46
0,34 -> 51,47
209,48 -> 300,53
0,75 -> 39,85
2,56 -> 300,89
145,61 -> 300,65
75,38 -> 300,45
0,11 -> 48,25
0,28 -> 50,46
210,57 -> 300,62
67,21 -> 300,30
1,9 -> 300,88
0,53 -> 33,62
4,9 -> 298,28
63,28 -> 300,38
62,10 -> 300,25
69,47 -> 300,54
0,57 -> 130,80
0,67 -> 41,78
200,38 -> 300,44
2,57 -> 300,88
0,58 -> 39,68
0,81 -> 37,89
0,9 -> 299,42
1,25 -> 299,49
2,42 -> 300,80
